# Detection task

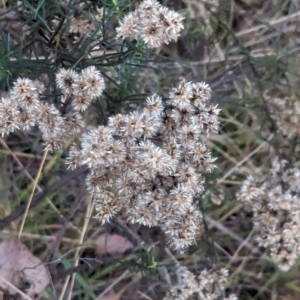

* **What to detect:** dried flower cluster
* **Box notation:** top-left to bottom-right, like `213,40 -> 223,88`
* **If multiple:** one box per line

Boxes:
51,4 -> 103,51
55,66 -> 105,111
0,66 -> 105,151
238,157 -> 300,271
116,0 -> 184,48
67,79 -> 220,253
163,266 -> 237,300
269,96 -> 300,137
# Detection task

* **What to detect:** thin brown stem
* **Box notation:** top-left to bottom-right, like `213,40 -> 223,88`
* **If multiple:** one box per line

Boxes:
18,149 -> 48,238
58,194 -> 95,300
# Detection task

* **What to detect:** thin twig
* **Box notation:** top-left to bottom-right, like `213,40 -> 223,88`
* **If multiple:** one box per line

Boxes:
0,167 -> 86,232
205,215 -> 260,254
58,194 -> 95,300
227,229 -> 255,266
217,135 -> 273,184
18,149 -> 49,238
138,291 -> 154,300
98,270 -> 130,299
0,274 -> 34,300
235,10 -> 300,37
0,138 -> 80,234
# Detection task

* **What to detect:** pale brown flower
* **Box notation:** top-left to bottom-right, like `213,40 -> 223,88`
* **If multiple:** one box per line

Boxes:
55,68 -> 79,95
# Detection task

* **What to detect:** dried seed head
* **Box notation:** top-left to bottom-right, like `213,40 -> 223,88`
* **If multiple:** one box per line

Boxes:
56,68 -> 79,95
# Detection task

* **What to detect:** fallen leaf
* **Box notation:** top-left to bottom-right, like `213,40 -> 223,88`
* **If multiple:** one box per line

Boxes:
0,237 -> 50,298
0,9 -> 29,41
95,233 -> 134,256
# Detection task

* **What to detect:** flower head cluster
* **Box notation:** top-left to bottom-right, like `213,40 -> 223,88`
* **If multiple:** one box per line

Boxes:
238,157 -> 300,271
0,66 -> 105,151
67,79 -> 219,253
51,5 -> 103,50
163,266 -> 237,300
116,0 -> 184,48
269,96 -> 300,137
56,66 -> 105,111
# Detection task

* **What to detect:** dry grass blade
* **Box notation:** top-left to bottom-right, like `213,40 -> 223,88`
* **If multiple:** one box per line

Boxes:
18,149 -> 49,238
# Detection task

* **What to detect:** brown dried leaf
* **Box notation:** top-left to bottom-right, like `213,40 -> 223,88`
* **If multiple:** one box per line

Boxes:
95,233 -> 134,256
0,9 -> 29,41
0,237 -> 50,298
